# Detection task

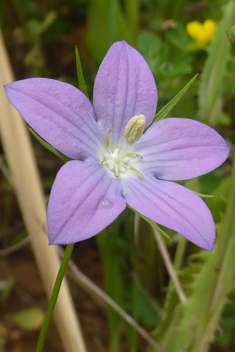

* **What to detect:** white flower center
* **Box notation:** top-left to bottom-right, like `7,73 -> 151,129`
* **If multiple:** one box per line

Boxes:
101,126 -> 144,179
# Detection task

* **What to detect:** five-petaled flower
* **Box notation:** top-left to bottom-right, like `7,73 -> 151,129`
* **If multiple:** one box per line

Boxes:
4,41 -> 229,251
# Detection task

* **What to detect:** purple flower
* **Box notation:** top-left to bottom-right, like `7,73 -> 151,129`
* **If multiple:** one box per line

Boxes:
4,41 -> 229,250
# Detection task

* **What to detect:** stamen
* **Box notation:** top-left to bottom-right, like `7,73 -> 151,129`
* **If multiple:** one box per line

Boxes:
115,164 -> 119,177
125,152 -> 143,159
129,166 -> 144,179
106,128 -> 113,149
101,129 -> 144,178
124,115 -> 146,144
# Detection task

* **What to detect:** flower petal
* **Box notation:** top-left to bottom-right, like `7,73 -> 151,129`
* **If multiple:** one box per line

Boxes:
122,173 -> 215,250
4,78 -> 104,159
134,118 -> 229,180
93,41 -> 158,146
47,160 -> 126,244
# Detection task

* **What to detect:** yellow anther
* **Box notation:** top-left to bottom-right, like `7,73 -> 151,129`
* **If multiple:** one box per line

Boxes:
125,152 -> 143,159
129,166 -> 144,179
125,115 -> 146,144
105,128 -> 113,149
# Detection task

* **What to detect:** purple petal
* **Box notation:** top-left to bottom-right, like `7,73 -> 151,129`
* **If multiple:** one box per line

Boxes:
134,118 -> 229,180
47,160 -> 126,244
5,78 -> 104,159
93,41 -> 158,146
122,173 -> 215,250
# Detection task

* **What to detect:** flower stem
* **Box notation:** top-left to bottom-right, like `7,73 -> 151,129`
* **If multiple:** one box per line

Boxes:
152,227 -> 186,303
36,243 -> 74,352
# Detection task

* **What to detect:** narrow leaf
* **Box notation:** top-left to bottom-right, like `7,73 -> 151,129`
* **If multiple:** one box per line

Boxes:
198,1 -> 235,125
195,192 -> 218,199
151,74 -> 198,125
75,46 -> 88,98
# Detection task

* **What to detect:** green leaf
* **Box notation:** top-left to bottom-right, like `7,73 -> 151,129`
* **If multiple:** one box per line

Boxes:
198,0 -> 235,124
75,46 -> 88,98
195,192 -> 218,199
151,74 -> 198,125
86,0 -> 133,63
137,31 -> 167,75
165,23 -> 190,51
11,307 -> 44,331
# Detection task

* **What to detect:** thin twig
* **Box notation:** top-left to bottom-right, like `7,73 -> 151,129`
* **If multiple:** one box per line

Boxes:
0,237 -> 30,256
152,227 -> 187,304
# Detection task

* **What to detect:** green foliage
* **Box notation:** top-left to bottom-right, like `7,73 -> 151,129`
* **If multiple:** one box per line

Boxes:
97,226 -> 124,352
75,46 -> 89,98
96,210 -> 140,352
215,294 -> 235,346
86,0 -> 134,63
151,74 -> 198,124
138,31 -> 168,77
138,28 -> 192,82
198,1 -> 235,124
164,23 -> 190,51
148,154 -> 235,352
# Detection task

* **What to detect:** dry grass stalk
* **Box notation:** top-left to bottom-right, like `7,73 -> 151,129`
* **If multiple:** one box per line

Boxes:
0,31 -> 87,352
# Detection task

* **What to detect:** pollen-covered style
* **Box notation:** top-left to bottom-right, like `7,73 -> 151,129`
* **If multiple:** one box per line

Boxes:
4,41 -> 229,250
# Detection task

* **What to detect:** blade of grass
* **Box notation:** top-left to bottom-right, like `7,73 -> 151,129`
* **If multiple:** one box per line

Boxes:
151,74 -> 198,125
75,46 -> 89,98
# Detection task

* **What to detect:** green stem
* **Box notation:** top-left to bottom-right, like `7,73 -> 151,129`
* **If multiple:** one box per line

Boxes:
159,236 -> 187,316
198,0 -> 235,124
125,0 -> 139,42
188,150 -> 235,352
173,236 -> 187,271
35,243 -> 74,352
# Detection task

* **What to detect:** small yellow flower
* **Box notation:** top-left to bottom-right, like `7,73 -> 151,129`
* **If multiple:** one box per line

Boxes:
186,19 -> 217,47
